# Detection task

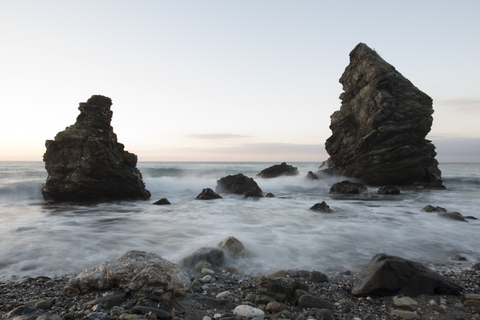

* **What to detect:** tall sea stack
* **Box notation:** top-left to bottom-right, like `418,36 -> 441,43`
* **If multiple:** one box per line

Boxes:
320,43 -> 441,185
42,95 -> 151,202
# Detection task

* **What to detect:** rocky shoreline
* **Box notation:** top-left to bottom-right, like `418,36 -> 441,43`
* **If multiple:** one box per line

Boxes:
2,262 -> 479,320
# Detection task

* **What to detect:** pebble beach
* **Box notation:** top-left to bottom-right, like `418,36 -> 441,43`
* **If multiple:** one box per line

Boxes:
2,263 -> 480,320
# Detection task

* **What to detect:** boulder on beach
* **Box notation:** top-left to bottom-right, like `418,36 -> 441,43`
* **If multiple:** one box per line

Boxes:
42,95 -> 151,202
64,250 -> 190,298
218,236 -> 248,258
178,247 -> 225,270
257,162 -> 299,178
258,276 -> 296,304
195,188 -> 223,200
329,181 -> 367,194
352,253 -> 463,297
320,43 -> 441,186
216,173 -> 263,197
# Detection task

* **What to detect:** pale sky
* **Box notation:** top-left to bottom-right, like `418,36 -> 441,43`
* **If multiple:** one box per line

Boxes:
1,1 -> 479,162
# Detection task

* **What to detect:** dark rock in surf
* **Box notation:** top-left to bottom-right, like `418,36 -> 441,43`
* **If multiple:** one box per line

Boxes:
42,95 -> 150,202
465,215 -> 478,220
178,247 -> 225,270
195,188 -> 222,200
265,192 -> 275,197
352,253 -> 463,297
257,162 -> 299,178
216,173 -> 263,197
320,43 -> 441,186
422,205 -> 447,212
377,185 -> 400,195
424,179 -> 446,189
329,181 -> 367,194
310,201 -> 333,213
439,211 -> 468,222
306,171 -> 319,180
154,198 -> 171,205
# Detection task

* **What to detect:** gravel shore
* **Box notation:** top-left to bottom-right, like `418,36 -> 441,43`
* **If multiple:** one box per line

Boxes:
1,264 -> 480,320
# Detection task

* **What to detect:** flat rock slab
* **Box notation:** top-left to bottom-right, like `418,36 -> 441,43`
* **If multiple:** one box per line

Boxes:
170,294 -> 237,320
352,254 -> 463,297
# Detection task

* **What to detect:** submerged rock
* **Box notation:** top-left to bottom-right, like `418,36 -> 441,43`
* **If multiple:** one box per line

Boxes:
310,201 -> 333,213
306,171 -> 319,180
329,181 -> 367,194
439,211 -> 468,222
153,198 -> 171,205
320,43 -> 441,186
352,253 -> 463,297
42,95 -> 150,202
216,173 -> 263,197
257,162 -> 299,178
422,205 -> 447,212
378,185 -> 400,195
195,188 -> 222,200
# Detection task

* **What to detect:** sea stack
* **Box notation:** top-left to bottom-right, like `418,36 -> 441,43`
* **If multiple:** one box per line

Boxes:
320,43 -> 441,185
41,95 -> 151,202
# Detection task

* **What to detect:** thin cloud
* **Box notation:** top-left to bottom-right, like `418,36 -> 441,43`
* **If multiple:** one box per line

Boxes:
202,142 -> 325,154
184,133 -> 252,140
435,99 -> 480,112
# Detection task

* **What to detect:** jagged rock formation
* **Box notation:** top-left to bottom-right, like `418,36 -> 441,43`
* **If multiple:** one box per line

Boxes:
257,162 -> 299,178
320,43 -> 441,185
42,95 -> 151,201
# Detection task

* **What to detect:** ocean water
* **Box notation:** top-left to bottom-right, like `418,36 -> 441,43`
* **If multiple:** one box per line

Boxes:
0,161 -> 479,281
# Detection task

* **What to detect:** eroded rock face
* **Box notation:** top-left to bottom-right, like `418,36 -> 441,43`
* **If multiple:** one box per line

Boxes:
42,95 -> 150,202
352,254 -> 463,297
64,251 -> 190,298
321,43 -> 441,186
